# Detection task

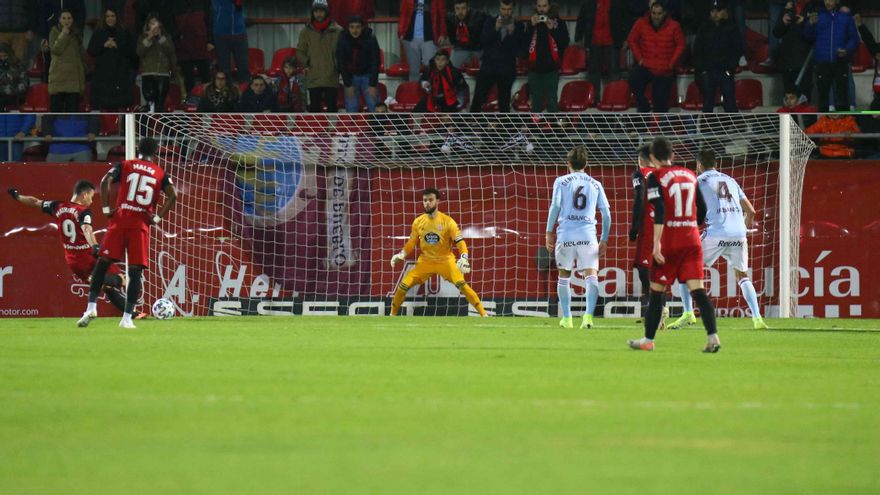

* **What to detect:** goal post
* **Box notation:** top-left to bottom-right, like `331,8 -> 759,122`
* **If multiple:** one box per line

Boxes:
126,112 -> 814,318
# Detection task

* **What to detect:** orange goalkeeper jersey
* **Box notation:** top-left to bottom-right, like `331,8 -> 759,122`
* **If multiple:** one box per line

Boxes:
403,211 -> 468,262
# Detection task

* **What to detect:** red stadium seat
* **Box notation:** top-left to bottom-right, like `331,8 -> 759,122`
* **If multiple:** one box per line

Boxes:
79,83 -> 92,111
22,144 -> 48,162
98,114 -> 121,136
386,62 -> 410,78
20,83 -> 49,112
558,81 -> 596,111
515,57 -> 528,76
481,85 -> 499,112
164,84 -> 183,111
251,114 -> 290,134
335,114 -> 368,134
212,114 -> 246,134
389,82 -> 424,111
27,52 -> 46,78
459,53 -> 481,76
682,81 -> 722,111
512,83 -> 530,111
107,145 -> 126,162
292,114 -> 330,133
597,80 -> 633,111
851,43 -> 873,73
267,47 -> 297,77
559,45 -> 588,76
247,47 -> 266,75
379,48 -> 386,73
734,79 -> 763,110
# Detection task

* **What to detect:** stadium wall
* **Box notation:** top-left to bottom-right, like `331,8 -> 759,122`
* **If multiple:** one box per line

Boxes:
0,160 -> 874,318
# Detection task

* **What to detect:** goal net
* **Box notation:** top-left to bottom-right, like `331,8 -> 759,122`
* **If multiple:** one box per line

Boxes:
133,113 -> 814,318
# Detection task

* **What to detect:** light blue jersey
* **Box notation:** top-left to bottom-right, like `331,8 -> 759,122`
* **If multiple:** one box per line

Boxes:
547,172 -> 611,243
698,169 -> 747,238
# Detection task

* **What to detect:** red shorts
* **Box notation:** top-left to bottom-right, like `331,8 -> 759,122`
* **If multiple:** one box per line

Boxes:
101,225 -> 150,267
67,253 -> 122,282
634,235 -> 654,269
651,244 -> 704,286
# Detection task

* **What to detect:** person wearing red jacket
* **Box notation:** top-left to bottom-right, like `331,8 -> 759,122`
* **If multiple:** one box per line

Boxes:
776,91 -> 817,113
626,0 -> 684,112
328,0 -> 374,26
398,0 -> 447,82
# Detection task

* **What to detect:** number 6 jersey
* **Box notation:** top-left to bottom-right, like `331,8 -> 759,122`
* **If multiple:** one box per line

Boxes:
549,171 -> 610,243
109,159 -> 171,230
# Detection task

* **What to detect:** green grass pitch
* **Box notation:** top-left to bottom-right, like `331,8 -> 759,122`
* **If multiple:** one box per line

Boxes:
1,316 -> 878,494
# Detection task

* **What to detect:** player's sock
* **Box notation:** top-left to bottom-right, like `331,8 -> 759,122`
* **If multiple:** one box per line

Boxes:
460,284 -> 487,317
86,302 -> 97,315
690,288 -> 718,336
679,282 -> 693,313
738,278 -> 762,319
557,277 -> 572,318
585,275 -> 599,316
390,284 -> 408,316
125,266 -> 144,316
105,287 -> 127,313
636,266 -> 650,319
87,258 -> 112,304
644,290 -> 666,340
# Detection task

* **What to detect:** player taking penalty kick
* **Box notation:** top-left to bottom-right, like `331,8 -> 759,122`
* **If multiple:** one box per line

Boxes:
628,137 -> 721,353
670,149 -> 768,330
77,137 -> 177,329
546,146 -> 611,329
389,188 -> 487,317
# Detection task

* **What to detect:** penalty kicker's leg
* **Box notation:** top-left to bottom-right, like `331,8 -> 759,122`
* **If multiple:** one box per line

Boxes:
628,280 -> 719,352
77,256 -> 115,327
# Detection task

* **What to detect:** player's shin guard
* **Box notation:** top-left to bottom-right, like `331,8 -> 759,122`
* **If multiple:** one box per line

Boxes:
390,284 -> 408,316
125,266 -> 144,316
105,287 -> 127,313
691,289 -> 718,336
679,282 -> 693,313
88,258 -> 112,303
585,275 -> 599,316
644,290 -> 666,340
738,278 -> 762,318
460,284 -> 487,317
557,277 -> 572,318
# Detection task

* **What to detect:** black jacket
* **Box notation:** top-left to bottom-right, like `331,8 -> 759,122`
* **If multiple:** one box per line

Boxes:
446,9 -> 487,51
859,24 -> 878,57
772,10 -> 813,72
574,0 -> 629,48
335,27 -> 380,87
87,26 -> 136,109
237,87 -> 278,113
479,14 -> 524,74
523,12 -> 569,74
693,18 -> 743,73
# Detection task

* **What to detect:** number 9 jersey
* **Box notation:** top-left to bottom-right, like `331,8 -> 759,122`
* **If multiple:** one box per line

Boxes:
109,159 -> 172,231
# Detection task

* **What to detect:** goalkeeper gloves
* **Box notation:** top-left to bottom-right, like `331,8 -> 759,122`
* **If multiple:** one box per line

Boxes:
390,250 -> 406,267
8,188 -> 19,200
456,254 -> 471,275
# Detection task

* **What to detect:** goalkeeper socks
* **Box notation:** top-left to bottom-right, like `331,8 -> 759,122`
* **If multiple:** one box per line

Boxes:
557,277 -> 572,318
125,266 -> 144,315
691,289 -> 718,336
585,275 -> 599,316
679,282 -> 693,313
644,290 -> 666,340
390,285 -> 408,316
87,258 -> 112,304
738,278 -> 762,318
460,284 -> 487,317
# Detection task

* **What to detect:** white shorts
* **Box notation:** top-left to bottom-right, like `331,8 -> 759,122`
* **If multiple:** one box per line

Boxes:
702,235 -> 749,272
555,238 -> 599,272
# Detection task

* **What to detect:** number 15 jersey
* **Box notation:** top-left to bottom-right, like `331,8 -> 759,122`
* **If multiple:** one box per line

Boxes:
109,159 -> 171,231
550,171 -> 609,243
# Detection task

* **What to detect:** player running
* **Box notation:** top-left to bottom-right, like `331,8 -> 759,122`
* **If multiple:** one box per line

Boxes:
389,188 -> 487,317
628,137 -> 721,353
546,146 -> 611,329
77,137 -> 177,329
670,149 -> 768,330
7,182 -> 142,318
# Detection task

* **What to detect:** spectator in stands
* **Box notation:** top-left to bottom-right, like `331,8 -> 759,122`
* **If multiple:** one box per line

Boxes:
328,0 -> 375,26
47,9 -> 85,113
805,113 -> 860,158
803,0 -> 859,112
574,0 -> 628,99
274,57 -> 304,112
0,42 -> 28,109
212,0 -> 250,84
857,99 -> 880,158
773,1 -> 813,104
42,114 -> 98,162
88,8 -> 136,111
137,14 -> 177,113
693,1 -> 741,113
446,0 -> 485,69
102,0 -> 138,32
336,15 -> 380,113
414,49 -> 466,112
297,1 -> 342,113
197,69 -> 239,112
762,0 -> 788,67
777,90 -> 818,112
0,0 -> 35,62
238,75 -> 276,112
174,1 -> 214,94
398,0 -> 447,82
627,0 -> 684,113
0,113 -> 35,161
135,1 -> 177,42
854,13 -> 879,106
470,0 -> 523,113
524,0 -> 569,113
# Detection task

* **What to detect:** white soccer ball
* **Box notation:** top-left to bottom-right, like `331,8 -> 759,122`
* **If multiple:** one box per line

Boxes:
151,298 -> 175,320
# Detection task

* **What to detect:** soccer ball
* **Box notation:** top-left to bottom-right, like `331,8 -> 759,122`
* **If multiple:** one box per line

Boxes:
151,298 -> 175,320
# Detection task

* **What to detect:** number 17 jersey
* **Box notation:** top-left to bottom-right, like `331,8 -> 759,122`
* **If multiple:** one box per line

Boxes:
110,159 -> 171,231
550,171 -> 609,242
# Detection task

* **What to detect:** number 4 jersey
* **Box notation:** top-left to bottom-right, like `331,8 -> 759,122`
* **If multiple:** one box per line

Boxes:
109,159 -> 171,230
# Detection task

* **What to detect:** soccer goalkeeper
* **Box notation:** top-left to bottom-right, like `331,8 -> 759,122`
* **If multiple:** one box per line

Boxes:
389,188 -> 488,317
